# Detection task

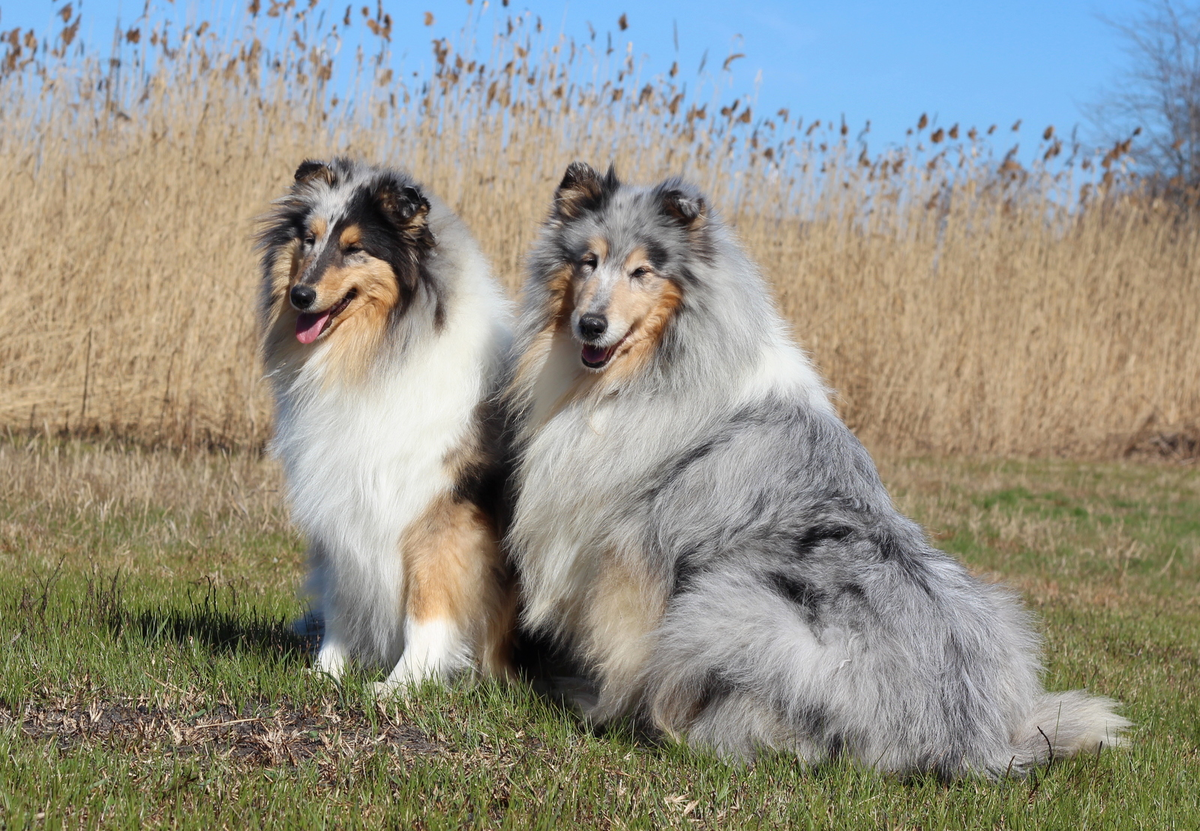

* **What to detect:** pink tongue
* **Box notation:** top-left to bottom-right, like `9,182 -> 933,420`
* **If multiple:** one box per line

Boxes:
582,344 -> 611,365
296,311 -> 332,344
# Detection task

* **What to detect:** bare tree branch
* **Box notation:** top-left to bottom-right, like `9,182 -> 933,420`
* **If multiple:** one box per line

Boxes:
1085,0 -> 1200,192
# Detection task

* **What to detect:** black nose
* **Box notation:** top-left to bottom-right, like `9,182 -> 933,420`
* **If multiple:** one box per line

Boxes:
578,313 -> 607,341
290,285 -> 316,310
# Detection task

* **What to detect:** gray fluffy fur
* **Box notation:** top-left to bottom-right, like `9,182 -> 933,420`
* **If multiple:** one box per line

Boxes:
507,163 -> 1129,778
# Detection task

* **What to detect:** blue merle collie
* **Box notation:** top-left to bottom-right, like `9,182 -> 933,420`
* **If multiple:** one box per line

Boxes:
257,158 -> 516,695
504,162 -> 1128,777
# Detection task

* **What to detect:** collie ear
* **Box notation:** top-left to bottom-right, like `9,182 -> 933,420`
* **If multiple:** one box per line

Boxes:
375,181 -> 431,228
294,159 -> 334,187
554,161 -> 619,220
659,186 -> 707,231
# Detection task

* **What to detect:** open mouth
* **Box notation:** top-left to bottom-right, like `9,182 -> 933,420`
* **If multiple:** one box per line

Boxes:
580,331 -> 629,370
295,290 -> 357,344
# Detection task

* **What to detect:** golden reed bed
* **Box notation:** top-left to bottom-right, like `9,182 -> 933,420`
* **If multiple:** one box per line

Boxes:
1,3 -> 1196,458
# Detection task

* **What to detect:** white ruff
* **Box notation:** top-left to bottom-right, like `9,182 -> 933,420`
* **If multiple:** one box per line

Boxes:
736,335 -> 834,416
270,253 -> 509,673
512,323 -> 832,639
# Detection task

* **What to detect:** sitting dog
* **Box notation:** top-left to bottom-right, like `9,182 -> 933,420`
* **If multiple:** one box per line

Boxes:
504,162 -> 1127,777
257,158 -> 516,694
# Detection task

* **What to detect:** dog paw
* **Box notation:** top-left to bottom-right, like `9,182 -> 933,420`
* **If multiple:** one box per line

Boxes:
312,643 -> 347,679
302,666 -> 342,686
370,680 -> 412,701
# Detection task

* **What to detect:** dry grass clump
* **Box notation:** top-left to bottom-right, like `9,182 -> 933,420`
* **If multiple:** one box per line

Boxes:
0,1 -> 1196,457
0,436 -> 281,533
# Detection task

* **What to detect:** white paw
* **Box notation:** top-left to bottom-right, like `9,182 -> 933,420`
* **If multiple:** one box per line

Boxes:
371,679 -> 412,701
302,665 -> 341,684
313,639 -> 347,679
390,618 -> 468,686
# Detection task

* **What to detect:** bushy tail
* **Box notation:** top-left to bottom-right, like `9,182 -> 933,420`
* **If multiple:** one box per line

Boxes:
1006,691 -> 1130,774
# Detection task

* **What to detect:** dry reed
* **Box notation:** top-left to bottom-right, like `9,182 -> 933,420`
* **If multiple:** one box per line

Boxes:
1,2 -> 1196,457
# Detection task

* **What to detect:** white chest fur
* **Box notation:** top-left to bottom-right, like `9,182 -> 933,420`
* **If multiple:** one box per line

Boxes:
271,283 -> 509,667
511,332 -> 833,637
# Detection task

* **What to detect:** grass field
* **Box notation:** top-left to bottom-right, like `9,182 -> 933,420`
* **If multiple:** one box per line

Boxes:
2,2 -> 1197,827
2,435 -> 1196,829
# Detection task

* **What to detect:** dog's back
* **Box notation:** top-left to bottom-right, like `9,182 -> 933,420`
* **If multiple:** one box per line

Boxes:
639,400 -> 1120,776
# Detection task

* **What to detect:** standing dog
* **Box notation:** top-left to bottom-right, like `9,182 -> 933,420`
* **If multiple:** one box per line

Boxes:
257,158 -> 515,693
506,162 -> 1128,777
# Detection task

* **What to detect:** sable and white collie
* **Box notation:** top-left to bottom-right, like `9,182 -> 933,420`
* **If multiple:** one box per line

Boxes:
256,158 -> 516,694
506,162 -> 1128,777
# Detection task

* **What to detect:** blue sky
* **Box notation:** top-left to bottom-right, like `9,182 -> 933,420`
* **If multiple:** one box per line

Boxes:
3,0 -> 1141,154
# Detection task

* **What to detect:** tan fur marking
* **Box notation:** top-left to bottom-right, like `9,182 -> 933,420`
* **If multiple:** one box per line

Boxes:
339,224 -> 362,247
589,235 -> 608,263
309,216 -> 327,239
622,245 -> 648,271
261,249 -> 403,384
582,552 -> 667,718
261,240 -> 304,367
512,263 -> 574,398
603,277 -> 682,386
440,434 -> 482,492
314,258 -> 399,379
400,494 -> 517,679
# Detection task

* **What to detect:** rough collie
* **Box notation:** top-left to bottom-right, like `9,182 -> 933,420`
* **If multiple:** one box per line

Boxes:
257,158 -> 515,694
505,162 -> 1128,777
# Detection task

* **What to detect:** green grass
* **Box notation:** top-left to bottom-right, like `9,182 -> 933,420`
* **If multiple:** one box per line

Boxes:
1,437 -> 1197,829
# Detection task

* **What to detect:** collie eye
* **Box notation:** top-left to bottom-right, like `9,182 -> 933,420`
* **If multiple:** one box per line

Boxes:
631,266 -> 651,280
344,245 -> 363,258
302,234 -> 316,248
581,254 -> 598,270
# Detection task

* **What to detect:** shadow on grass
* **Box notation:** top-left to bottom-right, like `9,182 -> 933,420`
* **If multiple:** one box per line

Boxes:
87,572 -> 308,663
129,604 -> 307,662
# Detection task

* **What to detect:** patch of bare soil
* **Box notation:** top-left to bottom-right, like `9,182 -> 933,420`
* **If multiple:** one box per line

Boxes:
1,698 -> 446,766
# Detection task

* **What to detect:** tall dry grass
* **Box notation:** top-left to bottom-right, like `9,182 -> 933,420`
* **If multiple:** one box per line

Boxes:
1,2 -> 1196,457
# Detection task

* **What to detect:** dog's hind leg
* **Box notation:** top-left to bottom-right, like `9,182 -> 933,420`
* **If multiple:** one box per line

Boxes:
681,692 -> 824,763
576,555 -> 667,725
375,496 -> 514,696
379,618 -> 470,691
477,558 -> 519,683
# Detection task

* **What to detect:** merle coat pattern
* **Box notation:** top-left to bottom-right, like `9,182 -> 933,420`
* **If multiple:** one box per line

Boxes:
506,162 -> 1128,778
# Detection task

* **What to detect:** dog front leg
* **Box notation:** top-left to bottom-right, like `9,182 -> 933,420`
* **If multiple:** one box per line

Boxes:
312,615 -> 349,678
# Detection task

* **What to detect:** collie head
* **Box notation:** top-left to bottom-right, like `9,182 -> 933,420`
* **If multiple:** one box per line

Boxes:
256,158 -> 448,385
511,162 -> 802,419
